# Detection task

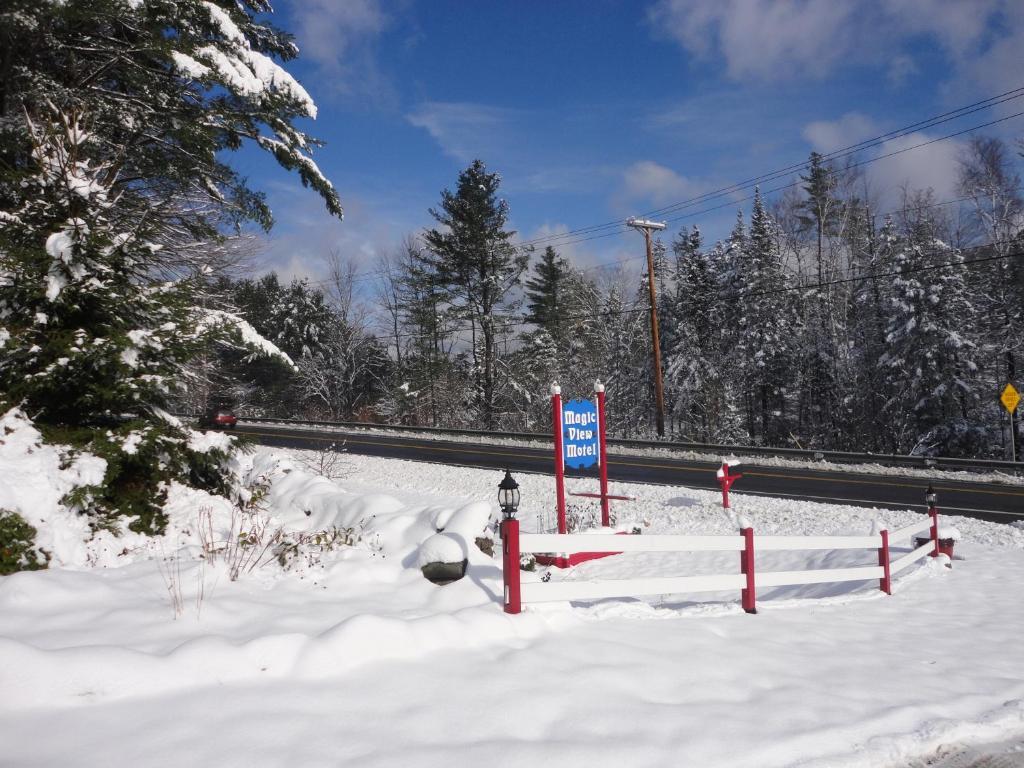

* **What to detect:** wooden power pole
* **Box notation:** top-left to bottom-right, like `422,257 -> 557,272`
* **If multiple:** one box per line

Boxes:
627,217 -> 668,437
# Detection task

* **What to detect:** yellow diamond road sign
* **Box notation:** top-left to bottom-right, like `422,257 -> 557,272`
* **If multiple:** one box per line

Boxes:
1001,383 -> 1020,414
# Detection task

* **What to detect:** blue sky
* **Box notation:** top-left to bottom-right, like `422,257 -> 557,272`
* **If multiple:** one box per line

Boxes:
241,0 -> 1024,285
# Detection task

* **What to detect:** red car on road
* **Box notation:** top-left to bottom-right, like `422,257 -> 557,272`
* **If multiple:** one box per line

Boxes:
201,407 -> 238,429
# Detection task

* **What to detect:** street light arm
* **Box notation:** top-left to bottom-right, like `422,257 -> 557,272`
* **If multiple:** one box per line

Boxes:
626,217 -> 667,231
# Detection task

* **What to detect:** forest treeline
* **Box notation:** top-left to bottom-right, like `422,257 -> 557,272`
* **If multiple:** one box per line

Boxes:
197,144 -> 1024,459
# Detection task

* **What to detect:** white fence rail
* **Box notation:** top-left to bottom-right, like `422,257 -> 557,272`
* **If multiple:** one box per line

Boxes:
521,574 -> 745,604
519,533 -> 745,554
891,541 -> 937,574
501,507 -> 945,614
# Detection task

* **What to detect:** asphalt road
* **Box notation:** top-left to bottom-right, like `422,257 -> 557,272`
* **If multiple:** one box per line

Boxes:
234,422 -> 1024,525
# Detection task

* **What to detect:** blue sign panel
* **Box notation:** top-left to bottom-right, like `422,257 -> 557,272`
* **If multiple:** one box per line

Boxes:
562,398 -> 599,469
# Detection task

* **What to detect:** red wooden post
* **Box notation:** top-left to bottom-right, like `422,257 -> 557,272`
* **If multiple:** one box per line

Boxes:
502,517 -> 521,614
721,463 -> 730,509
740,527 -> 756,614
877,529 -> 892,595
596,381 -> 610,527
929,506 -> 940,558
552,383 -> 567,535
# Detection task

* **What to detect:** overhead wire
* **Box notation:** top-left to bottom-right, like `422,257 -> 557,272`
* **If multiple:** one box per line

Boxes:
511,85 -> 1024,250
250,91 -> 1024,342
274,87 -> 1024,291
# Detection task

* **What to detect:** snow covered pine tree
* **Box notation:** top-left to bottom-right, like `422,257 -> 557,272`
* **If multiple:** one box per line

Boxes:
0,1 -> 340,539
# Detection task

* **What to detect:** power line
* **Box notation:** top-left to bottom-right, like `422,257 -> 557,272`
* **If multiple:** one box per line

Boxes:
564,190 -> 998,279
530,108 -> 1024,273
261,92 -> 1024,298
512,85 -> 1024,250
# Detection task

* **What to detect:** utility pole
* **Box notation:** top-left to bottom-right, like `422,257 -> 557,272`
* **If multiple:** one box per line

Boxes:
627,217 -> 668,437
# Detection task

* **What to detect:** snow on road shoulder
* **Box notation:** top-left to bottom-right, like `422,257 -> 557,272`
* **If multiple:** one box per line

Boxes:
242,419 -> 1024,486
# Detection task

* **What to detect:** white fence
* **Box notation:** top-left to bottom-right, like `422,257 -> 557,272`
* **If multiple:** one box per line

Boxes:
500,513 -> 941,614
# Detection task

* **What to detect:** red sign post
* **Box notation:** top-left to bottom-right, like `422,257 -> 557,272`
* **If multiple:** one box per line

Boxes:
596,381 -> 610,527
551,383 -> 567,534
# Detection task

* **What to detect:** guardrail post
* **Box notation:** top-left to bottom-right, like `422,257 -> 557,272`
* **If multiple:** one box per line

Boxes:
740,527 -> 756,614
877,530 -> 892,595
502,517 -> 521,614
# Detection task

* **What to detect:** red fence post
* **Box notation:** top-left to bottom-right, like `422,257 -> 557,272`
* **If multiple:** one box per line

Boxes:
502,517 -> 521,614
552,384 -> 567,535
740,527 -> 756,614
596,381 -> 610,527
877,529 -> 892,595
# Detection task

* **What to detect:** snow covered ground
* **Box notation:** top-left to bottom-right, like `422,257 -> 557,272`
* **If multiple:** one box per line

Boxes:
3,440 -> 1024,768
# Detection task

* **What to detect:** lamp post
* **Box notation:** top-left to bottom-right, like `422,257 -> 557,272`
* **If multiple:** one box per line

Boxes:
498,469 -> 520,519
925,484 -> 939,557
499,469 -> 522,614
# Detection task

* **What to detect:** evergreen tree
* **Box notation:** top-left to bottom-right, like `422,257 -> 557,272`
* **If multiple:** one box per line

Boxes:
849,211 -> 895,451
0,1 -> 339,533
422,160 -> 528,428
879,200 -> 982,456
795,152 -> 843,445
524,246 -> 568,339
734,188 -> 797,445
667,226 -> 743,442
797,152 -> 841,285
959,136 -> 1024,458
224,274 -> 336,416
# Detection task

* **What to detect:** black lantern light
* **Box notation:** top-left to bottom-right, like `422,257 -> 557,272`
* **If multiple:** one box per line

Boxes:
498,469 -> 520,519
925,484 -> 938,509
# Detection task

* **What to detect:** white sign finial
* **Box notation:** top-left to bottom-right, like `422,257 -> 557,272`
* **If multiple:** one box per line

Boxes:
550,382 -> 561,395
594,379 -> 605,393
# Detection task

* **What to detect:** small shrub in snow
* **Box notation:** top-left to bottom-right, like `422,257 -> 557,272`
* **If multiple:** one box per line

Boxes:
195,473 -> 365,581
156,551 -> 185,619
197,497 -> 280,582
0,509 -> 50,575
566,504 -> 614,532
275,526 -> 363,571
474,536 -> 494,557
296,442 -> 350,481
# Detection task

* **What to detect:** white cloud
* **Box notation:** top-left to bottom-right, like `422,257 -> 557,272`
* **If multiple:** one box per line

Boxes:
649,0 -> 862,81
648,0 -> 1009,83
803,112 -> 880,154
619,161 -> 705,207
406,102 -> 519,163
257,186 -> 424,296
952,2 -> 1024,115
867,132 -> 964,205
519,223 -> 592,267
288,0 -> 393,102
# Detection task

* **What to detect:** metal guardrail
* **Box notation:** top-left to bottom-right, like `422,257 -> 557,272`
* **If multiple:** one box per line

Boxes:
183,413 -> 1024,475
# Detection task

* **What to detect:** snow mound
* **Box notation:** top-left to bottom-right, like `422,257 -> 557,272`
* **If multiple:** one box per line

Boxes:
0,408 -> 109,567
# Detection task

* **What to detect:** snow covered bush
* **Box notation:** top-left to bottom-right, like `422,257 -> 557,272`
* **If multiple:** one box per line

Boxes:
0,509 -> 49,575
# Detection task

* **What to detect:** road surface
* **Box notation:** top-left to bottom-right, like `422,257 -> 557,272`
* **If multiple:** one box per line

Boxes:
234,422 -> 1024,525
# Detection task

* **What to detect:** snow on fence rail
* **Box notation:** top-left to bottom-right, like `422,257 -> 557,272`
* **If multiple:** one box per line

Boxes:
500,510 -> 944,614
